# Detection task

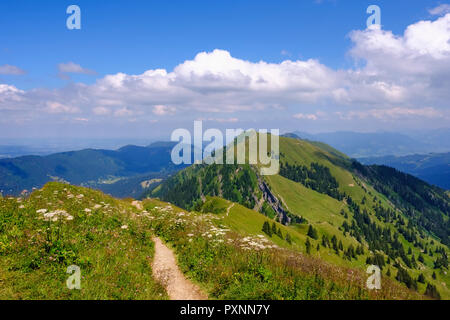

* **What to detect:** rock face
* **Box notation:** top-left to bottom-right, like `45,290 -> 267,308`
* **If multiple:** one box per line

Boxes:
257,175 -> 291,225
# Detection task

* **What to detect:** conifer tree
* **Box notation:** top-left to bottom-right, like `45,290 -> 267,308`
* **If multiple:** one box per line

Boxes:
262,221 -> 272,237
417,273 -> 425,284
285,233 -> 292,244
271,222 -> 277,236
305,238 -> 311,255
307,225 -> 318,240
418,254 -> 424,263
277,227 -> 283,239
425,283 -> 441,300
331,235 -> 338,253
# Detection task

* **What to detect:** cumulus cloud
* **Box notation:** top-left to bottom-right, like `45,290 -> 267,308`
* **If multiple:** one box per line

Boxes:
58,62 -> 96,75
429,4 -> 450,16
346,13 -> 450,107
0,84 -> 25,109
1,14 -> 450,129
0,64 -> 26,75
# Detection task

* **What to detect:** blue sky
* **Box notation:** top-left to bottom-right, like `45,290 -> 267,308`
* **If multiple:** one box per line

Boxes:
0,0 -> 438,88
0,0 -> 449,142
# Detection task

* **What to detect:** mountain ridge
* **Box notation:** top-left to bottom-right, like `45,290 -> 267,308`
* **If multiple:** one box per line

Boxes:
152,135 -> 450,298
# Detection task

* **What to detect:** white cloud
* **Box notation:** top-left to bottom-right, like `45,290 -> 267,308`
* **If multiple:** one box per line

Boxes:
92,106 -> 111,115
293,113 -> 318,120
0,64 -> 26,75
74,117 -> 89,122
58,62 -> 96,75
45,101 -> 80,114
1,14 -> 450,129
0,84 -> 25,109
114,107 -> 134,117
346,13 -> 450,107
429,4 -> 450,16
152,105 -> 176,115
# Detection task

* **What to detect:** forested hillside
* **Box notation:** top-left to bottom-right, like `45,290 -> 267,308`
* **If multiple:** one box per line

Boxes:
153,135 -> 450,298
359,152 -> 450,190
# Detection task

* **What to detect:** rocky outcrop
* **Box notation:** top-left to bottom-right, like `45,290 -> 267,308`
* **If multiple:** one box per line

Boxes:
257,176 -> 291,225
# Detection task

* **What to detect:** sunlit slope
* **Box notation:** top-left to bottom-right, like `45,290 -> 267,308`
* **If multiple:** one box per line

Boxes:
142,196 -> 424,300
205,196 -> 364,268
269,136 -> 450,298
278,136 -> 364,200
0,182 -> 167,299
153,134 -> 450,299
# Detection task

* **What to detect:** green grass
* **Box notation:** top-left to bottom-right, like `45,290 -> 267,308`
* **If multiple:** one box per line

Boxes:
151,134 -> 450,299
0,182 -> 167,299
268,136 -> 450,298
0,181 -> 434,300
141,197 -> 425,300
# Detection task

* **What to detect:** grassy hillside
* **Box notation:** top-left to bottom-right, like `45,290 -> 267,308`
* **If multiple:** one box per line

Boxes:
0,182 -> 425,300
154,134 -> 450,299
0,182 -> 167,299
143,196 -> 423,299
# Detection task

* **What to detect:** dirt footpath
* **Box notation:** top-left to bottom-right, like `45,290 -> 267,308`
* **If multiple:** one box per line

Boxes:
152,237 -> 208,300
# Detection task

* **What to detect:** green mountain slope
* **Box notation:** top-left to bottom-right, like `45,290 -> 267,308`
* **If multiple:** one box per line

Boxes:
143,195 -> 423,299
152,135 -> 450,299
0,182 -> 167,299
1,182 -> 425,300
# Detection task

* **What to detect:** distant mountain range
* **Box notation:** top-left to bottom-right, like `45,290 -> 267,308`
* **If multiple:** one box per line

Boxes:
0,138 -> 156,159
359,152 -> 450,190
0,141 -> 189,198
292,129 -> 450,158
